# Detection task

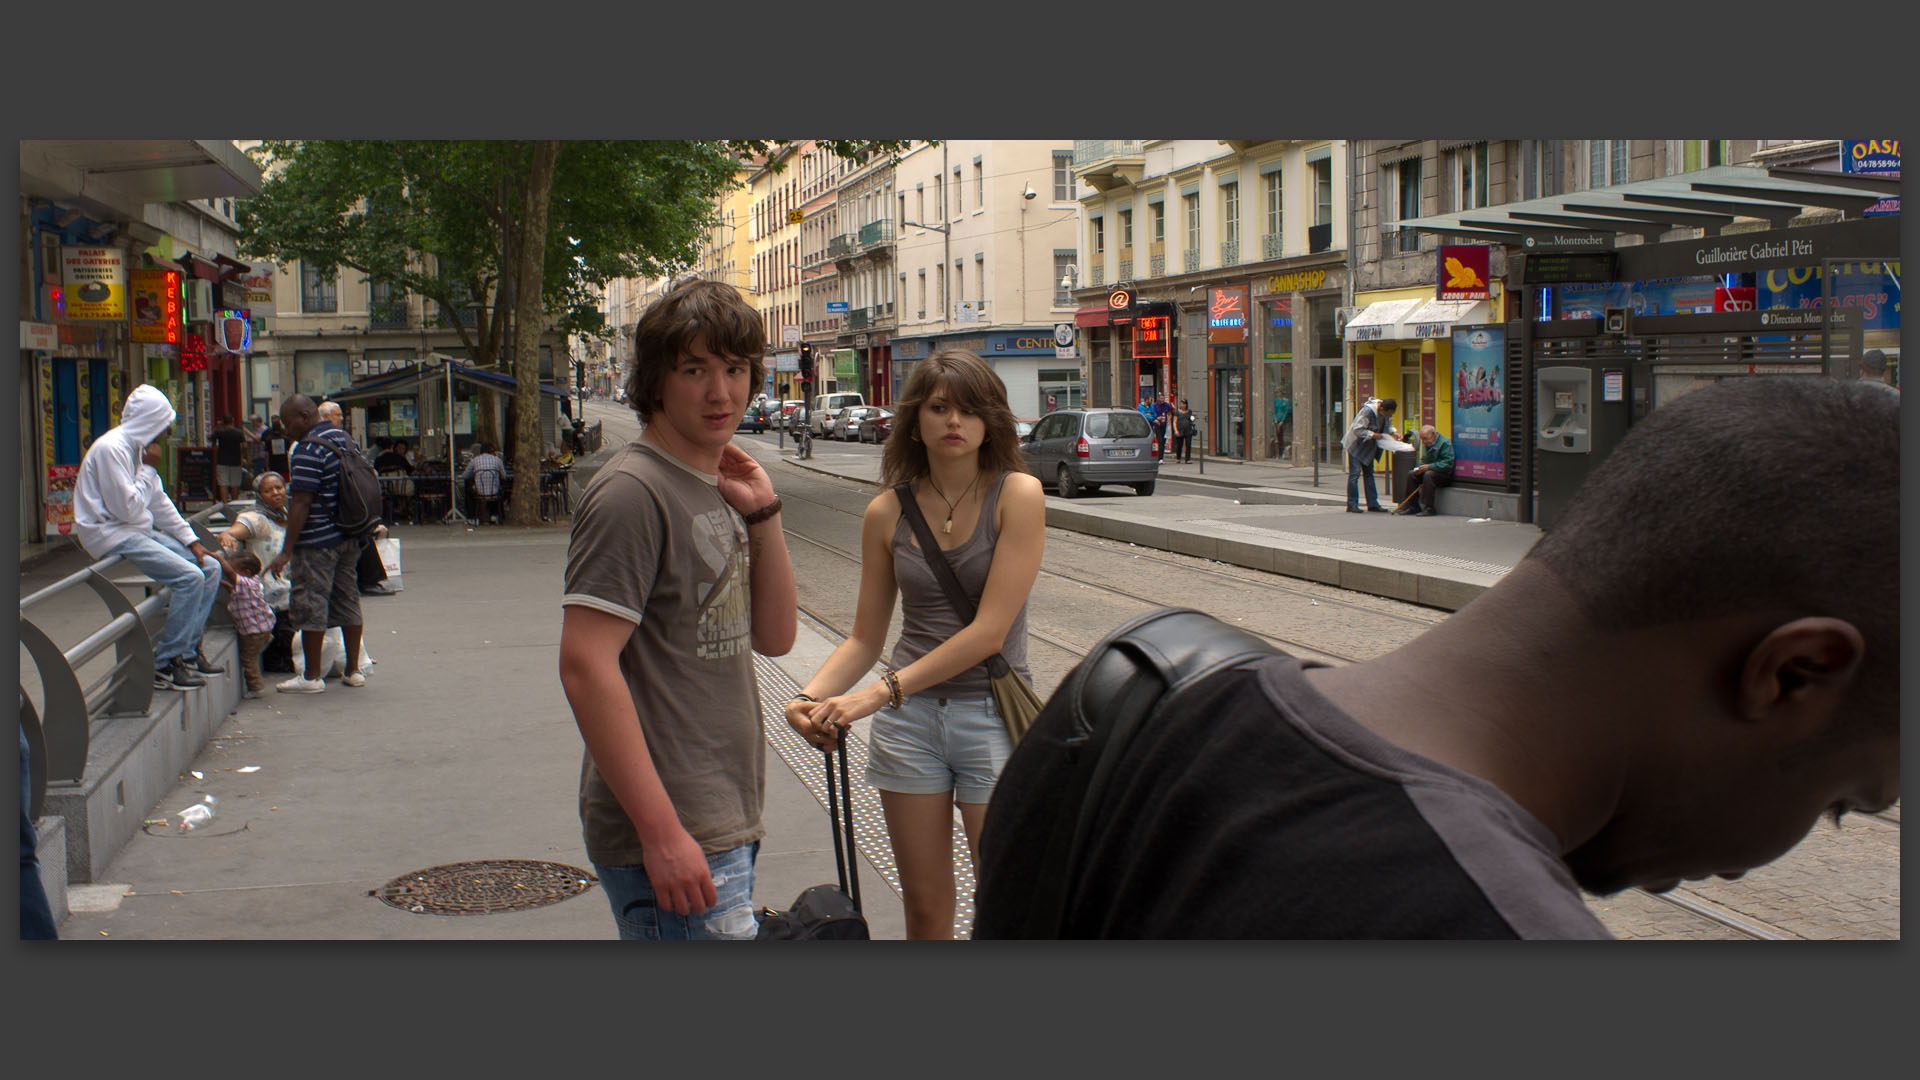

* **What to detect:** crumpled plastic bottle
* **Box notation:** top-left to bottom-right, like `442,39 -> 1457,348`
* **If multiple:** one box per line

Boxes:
175,794 -> 219,832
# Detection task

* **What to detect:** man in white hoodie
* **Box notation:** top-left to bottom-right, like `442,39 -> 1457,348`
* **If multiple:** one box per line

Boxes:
73,384 -> 229,691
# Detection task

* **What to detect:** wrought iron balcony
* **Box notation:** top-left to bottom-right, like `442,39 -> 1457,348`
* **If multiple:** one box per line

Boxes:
1149,254 -> 1165,278
856,219 -> 894,249
1073,140 -> 1145,192
436,303 -> 478,329
1263,233 -> 1284,261
827,234 -> 855,260
1116,257 -> 1133,280
369,299 -> 410,330
1220,239 -> 1240,266
1183,248 -> 1202,274
849,307 -> 872,330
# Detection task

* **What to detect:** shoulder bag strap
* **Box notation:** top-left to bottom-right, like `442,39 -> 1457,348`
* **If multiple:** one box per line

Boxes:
893,483 -> 1010,679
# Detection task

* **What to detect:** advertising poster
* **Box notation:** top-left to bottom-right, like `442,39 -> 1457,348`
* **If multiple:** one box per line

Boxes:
1437,245 -> 1492,301
1449,326 -> 1506,482
1758,262 -> 1900,331
449,400 -> 468,436
62,246 -> 128,321
1555,276 -> 1721,319
396,400 -> 421,437
1842,139 -> 1900,216
129,268 -> 184,344
46,465 -> 79,534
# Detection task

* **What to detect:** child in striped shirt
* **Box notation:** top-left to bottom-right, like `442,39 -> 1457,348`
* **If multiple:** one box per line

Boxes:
226,552 -> 277,699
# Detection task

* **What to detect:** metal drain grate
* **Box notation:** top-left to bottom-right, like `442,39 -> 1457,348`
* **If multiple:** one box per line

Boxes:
755,654 -> 978,938
372,859 -> 598,916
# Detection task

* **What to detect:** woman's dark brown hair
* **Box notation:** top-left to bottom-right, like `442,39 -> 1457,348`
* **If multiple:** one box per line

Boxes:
625,279 -> 767,423
879,349 -> 1026,488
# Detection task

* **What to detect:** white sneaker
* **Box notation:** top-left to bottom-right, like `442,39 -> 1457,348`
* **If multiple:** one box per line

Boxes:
341,670 -> 367,687
277,675 -> 326,694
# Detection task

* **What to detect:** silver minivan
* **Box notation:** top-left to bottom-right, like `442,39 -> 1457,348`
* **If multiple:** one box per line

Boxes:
1021,408 -> 1160,497
810,392 -> 865,436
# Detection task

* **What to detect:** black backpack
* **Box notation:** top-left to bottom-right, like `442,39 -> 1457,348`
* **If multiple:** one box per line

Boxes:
977,608 -> 1282,938
315,428 -> 384,537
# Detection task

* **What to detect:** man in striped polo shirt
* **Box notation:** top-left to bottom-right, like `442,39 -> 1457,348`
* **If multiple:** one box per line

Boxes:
267,394 -> 365,693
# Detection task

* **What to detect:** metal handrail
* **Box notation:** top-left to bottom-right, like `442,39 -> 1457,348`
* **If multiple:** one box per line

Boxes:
19,500 -> 236,816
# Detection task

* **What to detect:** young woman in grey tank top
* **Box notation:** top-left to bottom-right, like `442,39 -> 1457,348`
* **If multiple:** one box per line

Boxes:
784,349 -> 1046,939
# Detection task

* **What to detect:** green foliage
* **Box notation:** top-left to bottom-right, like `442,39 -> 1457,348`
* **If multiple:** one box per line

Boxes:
239,139 -> 918,347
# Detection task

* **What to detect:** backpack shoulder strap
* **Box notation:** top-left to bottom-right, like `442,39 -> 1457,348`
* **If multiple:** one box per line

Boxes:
1019,607 -> 1282,938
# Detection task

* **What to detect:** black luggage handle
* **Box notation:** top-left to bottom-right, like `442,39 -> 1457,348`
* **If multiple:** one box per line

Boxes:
823,745 -> 863,915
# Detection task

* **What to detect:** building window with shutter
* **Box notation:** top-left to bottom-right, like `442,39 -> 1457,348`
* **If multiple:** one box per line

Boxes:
1398,157 -> 1422,251
1054,152 -> 1074,201
1311,158 -> 1333,226
301,262 -> 337,314
1053,254 -> 1073,307
1265,172 -> 1283,245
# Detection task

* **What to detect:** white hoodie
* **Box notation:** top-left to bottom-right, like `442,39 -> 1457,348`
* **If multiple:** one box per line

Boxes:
72,384 -> 198,559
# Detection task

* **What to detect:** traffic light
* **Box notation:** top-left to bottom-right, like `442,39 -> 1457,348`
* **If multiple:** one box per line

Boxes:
798,343 -> 814,385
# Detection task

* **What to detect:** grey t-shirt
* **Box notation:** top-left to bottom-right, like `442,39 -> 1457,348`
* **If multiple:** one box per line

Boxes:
889,472 -> 1030,698
563,440 -> 764,865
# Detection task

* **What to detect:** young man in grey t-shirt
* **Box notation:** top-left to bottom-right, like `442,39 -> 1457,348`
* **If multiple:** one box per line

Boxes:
558,279 -> 797,940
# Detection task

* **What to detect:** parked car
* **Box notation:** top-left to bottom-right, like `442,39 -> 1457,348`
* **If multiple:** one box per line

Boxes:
859,407 -> 896,444
810,392 -> 865,436
834,405 -> 886,442
779,400 -> 806,430
1013,417 -> 1039,441
736,403 -> 772,433
1019,407 -> 1160,498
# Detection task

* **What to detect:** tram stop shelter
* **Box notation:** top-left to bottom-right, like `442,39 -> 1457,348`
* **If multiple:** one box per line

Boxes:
1395,163 -> 1900,528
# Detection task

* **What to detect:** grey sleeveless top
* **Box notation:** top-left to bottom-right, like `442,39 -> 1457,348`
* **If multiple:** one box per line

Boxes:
889,472 -> 1032,699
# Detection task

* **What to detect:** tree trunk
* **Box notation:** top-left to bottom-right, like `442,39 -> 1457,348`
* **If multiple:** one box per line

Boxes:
507,140 -> 563,526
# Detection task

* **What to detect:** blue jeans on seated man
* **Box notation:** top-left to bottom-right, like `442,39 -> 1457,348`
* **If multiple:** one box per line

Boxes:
107,530 -> 222,666
594,841 -> 759,940
1347,449 -> 1383,510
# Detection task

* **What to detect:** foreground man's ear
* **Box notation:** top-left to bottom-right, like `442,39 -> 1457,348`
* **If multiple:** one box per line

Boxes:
1736,617 -> 1866,731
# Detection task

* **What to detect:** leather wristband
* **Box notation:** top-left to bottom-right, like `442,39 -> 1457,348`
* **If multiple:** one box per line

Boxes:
741,496 -> 783,526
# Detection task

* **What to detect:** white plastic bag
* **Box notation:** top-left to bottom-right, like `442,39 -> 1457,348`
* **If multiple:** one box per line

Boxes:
319,627 -> 376,678
374,536 -> 402,592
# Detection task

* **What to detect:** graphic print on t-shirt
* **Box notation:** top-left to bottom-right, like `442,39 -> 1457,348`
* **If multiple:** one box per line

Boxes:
692,506 -> 750,660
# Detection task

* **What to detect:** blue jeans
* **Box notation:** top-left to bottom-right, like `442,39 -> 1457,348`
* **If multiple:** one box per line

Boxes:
1346,449 -> 1381,510
107,530 -> 222,666
20,727 -> 58,939
594,841 -> 759,940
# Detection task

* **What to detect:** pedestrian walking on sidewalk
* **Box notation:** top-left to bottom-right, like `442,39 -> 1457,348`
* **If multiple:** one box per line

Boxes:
975,377 -> 1901,938
269,394 -> 366,694
224,551 -> 276,699
1172,399 -> 1198,463
559,278 -> 797,941
71,384 -> 229,691
784,349 -> 1047,939
1342,396 -> 1397,513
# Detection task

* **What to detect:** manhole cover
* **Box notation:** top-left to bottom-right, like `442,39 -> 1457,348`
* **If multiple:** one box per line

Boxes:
372,860 -> 598,916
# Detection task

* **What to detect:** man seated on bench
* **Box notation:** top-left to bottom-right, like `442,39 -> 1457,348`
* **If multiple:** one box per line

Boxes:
72,385 -> 230,691
1394,425 -> 1455,517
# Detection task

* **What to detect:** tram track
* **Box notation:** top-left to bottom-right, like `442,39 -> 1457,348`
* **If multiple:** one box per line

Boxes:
782,522 -> 1357,666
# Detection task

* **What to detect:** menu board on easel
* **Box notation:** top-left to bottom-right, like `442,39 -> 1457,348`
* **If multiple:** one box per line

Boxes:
177,446 -> 217,502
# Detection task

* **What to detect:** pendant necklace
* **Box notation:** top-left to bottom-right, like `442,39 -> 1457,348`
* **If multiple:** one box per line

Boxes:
926,470 -> 981,535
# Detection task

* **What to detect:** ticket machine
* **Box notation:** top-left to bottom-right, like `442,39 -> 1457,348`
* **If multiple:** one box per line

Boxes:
1533,362 -> 1634,529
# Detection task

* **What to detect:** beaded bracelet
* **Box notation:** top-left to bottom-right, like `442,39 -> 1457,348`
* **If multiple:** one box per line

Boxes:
880,668 -> 904,710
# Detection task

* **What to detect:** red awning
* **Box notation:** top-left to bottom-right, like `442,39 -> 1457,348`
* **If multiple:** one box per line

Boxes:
1074,307 -> 1109,328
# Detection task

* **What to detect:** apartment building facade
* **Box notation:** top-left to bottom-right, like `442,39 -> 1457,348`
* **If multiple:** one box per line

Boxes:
888,140 -> 1082,417
1070,140 -> 1350,463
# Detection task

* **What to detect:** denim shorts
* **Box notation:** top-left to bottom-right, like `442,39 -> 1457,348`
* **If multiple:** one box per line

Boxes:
865,693 -> 1012,804
593,841 -> 759,941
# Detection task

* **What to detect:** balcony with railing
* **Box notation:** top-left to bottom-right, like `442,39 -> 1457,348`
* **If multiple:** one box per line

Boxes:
369,298 -> 410,330
827,234 -> 855,260
1073,140 -> 1145,191
856,218 -> 894,250
1183,248 -> 1202,274
1263,234 -> 1284,261
1220,239 -> 1240,266
849,307 -> 872,330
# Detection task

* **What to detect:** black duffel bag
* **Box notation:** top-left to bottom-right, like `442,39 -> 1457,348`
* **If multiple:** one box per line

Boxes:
758,744 -> 869,940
